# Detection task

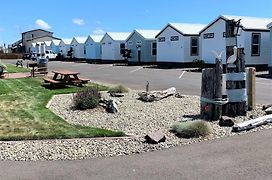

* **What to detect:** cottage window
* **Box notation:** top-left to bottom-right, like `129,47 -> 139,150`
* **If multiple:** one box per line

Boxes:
251,33 -> 261,56
203,33 -> 214,39
102,42 -> 105,45
151,42 -> 157,56
128,41 -> 133,45
170,36 -> 179,41
120,43 -> 126,54
191,37 -> 198,56
84,46 -> 86,55
158,37 -> 165,42
108,42 -> 112,45
136,41 -> 142,45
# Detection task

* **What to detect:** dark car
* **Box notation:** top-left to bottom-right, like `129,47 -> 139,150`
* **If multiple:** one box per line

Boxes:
22,53 -> 31,60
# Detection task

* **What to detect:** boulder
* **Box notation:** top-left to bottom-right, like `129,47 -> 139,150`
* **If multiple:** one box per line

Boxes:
145,130 -> 166,144
265,107 -> 272,115
106,99 -> 119,113
219,116 -> 234,127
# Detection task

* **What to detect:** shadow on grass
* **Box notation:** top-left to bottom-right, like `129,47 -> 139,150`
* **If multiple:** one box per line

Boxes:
41,84 -> 68,90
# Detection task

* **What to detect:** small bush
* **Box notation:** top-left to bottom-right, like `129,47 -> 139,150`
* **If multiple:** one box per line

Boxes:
192,59 -> 206,69
73,87 -> 101,110
108,84 -> 129,94
171,120 -> 212,138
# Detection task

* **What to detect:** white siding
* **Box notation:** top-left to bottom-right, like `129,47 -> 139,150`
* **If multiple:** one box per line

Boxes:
85,38 -> 101,60
200,19 -> 226,64
243,31 -> 270,65
156,26 -> 184,62
59,42 -> 70,58
269,28 -> 272,69
101,34 -> 124,61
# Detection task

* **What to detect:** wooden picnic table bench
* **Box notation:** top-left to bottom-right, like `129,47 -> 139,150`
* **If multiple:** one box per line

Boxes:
43,70 -> 90,87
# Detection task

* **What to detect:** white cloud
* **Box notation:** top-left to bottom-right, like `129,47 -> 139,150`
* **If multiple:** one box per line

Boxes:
92,27 -> 105,35
35,19 -> 51,29
73,18 -> 85,26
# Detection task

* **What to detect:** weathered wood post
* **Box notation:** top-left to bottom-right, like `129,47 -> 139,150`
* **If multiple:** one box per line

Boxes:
214,58 -> 223,120
224,48 -> 247,116
201,68 -> 214,120
201,58 -> 223,120
247,67 -> 256,110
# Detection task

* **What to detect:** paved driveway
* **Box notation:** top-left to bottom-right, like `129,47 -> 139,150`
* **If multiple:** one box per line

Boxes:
46,61 -> 272,104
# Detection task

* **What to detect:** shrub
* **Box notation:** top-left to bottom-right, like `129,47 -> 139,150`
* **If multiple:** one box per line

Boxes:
171,120 -> 212,138
108,84 -> 129,94
192,59 -> 206,69
73,87 -> 101,110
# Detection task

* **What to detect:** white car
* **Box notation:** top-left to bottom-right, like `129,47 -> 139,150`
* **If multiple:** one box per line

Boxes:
45,50 -> 57,60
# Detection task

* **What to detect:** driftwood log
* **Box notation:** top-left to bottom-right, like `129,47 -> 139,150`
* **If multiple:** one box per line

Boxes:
232,114 -> 272,132
138,87 -> 176,102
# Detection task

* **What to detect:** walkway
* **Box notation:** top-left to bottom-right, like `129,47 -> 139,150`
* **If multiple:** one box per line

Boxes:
0,129 -> 272,180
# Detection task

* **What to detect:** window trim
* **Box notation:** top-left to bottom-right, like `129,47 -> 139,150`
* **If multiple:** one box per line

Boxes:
120,43 -> 126,54
170,36 -> 179,41
128,41 -> 133,46
190,37 -> 199,56
151,42 -> 157,56
158,37 -> 165,42
251,33 -> 261,56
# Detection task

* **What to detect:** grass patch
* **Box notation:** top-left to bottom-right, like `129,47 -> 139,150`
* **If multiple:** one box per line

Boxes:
171,120 -> 212,138
0,78 -> 124,141
108,84 -> 129,94
6,64 -> 30,73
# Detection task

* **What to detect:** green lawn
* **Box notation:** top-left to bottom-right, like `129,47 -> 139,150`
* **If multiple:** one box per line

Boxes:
6,64 -> 30,73
0,78 -> 125,141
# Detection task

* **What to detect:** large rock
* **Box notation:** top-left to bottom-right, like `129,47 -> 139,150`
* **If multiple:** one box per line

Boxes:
219,116 -> 234,127
106,99 -> 119,113
265,107 -> 272,115
145,130 -> 166,144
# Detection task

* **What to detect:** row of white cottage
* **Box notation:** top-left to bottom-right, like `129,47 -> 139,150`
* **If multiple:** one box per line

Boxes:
32,15 -> 272,70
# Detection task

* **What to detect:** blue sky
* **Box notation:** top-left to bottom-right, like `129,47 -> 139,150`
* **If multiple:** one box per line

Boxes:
0,0 -> 272,45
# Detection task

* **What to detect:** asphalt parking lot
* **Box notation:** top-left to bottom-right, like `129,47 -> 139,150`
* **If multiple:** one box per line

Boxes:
3,59 -> 272,104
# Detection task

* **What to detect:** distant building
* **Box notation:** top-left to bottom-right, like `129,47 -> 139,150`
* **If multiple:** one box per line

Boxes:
59,38 -> 73,58
71,37 -> 88,59
21,29 -> 60,53
101,32 -> 130,62
85,34 -> 104,61
126,29 -> 160,65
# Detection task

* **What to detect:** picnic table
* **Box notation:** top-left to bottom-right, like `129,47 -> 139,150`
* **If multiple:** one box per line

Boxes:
43,70 -> 90,87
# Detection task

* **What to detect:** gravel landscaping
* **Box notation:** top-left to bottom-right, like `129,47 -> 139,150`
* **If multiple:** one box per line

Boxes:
0,90 -> 271,161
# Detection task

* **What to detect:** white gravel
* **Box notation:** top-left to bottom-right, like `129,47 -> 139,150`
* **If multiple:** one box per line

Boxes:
0,90 -> 271,161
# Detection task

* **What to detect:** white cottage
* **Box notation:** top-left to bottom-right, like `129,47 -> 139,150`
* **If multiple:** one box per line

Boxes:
101,32 -> 130,62
156,23 -> 206,66
200,15 -> 272,70
50,40 -> 61,54
126,29 -> 160,64
59,38 -> 72,58
71,37 -> 87,59
85,35 -> 104,61
267,23 -> 272,75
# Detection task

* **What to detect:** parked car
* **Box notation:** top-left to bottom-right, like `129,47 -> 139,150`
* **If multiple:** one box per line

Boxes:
45,50 -> 57,60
